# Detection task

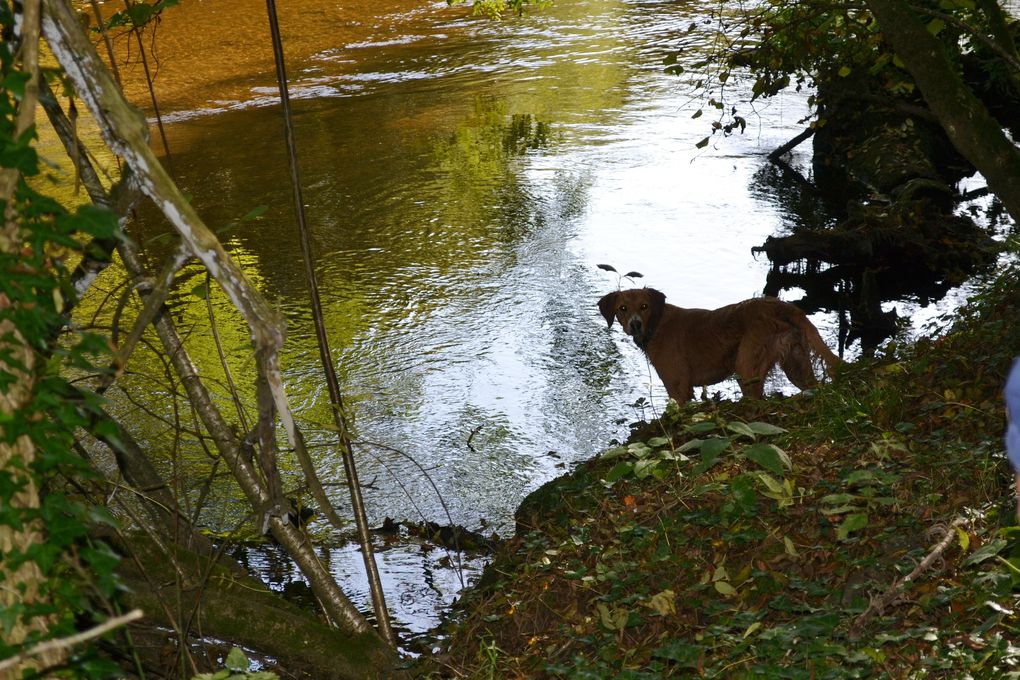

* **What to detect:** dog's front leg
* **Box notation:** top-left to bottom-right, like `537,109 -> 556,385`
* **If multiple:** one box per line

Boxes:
664,377 -> 693,404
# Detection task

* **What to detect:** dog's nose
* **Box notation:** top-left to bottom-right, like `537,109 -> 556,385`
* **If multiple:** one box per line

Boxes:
628,316 -> 642,335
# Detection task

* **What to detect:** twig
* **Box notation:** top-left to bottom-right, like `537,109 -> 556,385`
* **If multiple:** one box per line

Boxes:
466,425 -> 483,453
767,127 -> 814,162
850,517 -> 966,638
0,609 -> 144,674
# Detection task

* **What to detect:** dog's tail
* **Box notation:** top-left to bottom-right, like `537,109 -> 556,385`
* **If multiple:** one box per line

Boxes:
794,314 -> 841,377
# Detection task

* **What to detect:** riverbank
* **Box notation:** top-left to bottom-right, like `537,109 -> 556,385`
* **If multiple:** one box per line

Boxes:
420,257 -> 1020,678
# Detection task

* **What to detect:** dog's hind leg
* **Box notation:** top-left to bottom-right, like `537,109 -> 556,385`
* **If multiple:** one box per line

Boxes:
734,343 -> 771,400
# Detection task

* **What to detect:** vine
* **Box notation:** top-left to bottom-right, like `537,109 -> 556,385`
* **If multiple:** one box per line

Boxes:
0,1 -> 125,676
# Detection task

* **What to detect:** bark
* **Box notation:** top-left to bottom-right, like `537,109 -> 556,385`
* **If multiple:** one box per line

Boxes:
864,0 -> 1020,223
0,1 -> 64,673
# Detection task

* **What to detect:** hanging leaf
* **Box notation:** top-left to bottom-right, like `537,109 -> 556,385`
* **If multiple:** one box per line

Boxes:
596,263 -> 618,273
242,205 -> 269,221
624,271 -> 644,279
695,137 -> 710,149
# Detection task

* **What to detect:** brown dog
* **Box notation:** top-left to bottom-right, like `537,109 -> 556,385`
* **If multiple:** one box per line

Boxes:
598,288 -> 840,402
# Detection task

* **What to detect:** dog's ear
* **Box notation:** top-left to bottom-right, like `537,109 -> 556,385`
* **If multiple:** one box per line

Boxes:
646,288 -> 666,312
597,292 -> 619,328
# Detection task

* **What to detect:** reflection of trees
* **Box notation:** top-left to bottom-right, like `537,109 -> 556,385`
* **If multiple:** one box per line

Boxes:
750,162 -> 999,355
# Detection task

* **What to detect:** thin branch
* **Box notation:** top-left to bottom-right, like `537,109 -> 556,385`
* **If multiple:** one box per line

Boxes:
850,517 -> 966,637
0,610 -> 144,674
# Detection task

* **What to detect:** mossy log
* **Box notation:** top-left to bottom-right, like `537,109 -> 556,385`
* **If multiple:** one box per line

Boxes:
114,533 -> 405,679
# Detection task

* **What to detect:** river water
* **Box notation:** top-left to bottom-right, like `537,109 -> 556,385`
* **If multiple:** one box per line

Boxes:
78,0 -> 968,642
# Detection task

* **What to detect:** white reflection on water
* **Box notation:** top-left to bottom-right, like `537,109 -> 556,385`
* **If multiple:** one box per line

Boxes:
240,541 -> 487,645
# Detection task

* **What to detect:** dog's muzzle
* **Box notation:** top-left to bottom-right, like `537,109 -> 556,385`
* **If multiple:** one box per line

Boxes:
627,316 -> 643,337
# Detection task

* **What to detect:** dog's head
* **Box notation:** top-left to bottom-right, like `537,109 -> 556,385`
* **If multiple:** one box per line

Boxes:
597,288 -> 666,349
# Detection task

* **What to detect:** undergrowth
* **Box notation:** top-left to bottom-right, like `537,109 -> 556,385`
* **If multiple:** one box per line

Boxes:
423,260 -> 1020,678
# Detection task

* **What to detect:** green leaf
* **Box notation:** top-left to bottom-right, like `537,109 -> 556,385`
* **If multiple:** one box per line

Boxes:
126,2 -> 154,26
242,204 -> 268,221
845,469 -> 879,486
757,473 -> 786,495
633,458 -> 659,479
744,422 -> 787,436
70,204 -> 119,239
644,589 -> 676,616
225,647 -> 249,672
695,136 -> 710,149
652,640 -> 704,667
628,442 -> 653,459
926,18 -> 945,36
962,538 -> 1008,566
601,446 -> 629,460
700,437 -> 730,461
743,442 -> 791,475
714,580 -> 736,596
838,65 -> 852,78
602,461 -> 633,485
726,421 -> 756,439
677,438 -> 703,453
836,513 -> 869,541
685,421 -> 719,434
820,492 -> 857,505
2,71 -> 30,99
692,437 -> 729,474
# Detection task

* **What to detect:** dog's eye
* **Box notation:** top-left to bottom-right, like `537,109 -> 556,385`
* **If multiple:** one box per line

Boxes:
640,303 -> 648,310
619,305 -> 627,312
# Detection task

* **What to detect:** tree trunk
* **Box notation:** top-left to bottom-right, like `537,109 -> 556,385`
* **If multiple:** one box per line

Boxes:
864,0 -> 1020,223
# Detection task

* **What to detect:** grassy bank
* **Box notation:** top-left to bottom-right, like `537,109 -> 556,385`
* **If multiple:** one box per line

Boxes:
423,259 -> 1020,678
